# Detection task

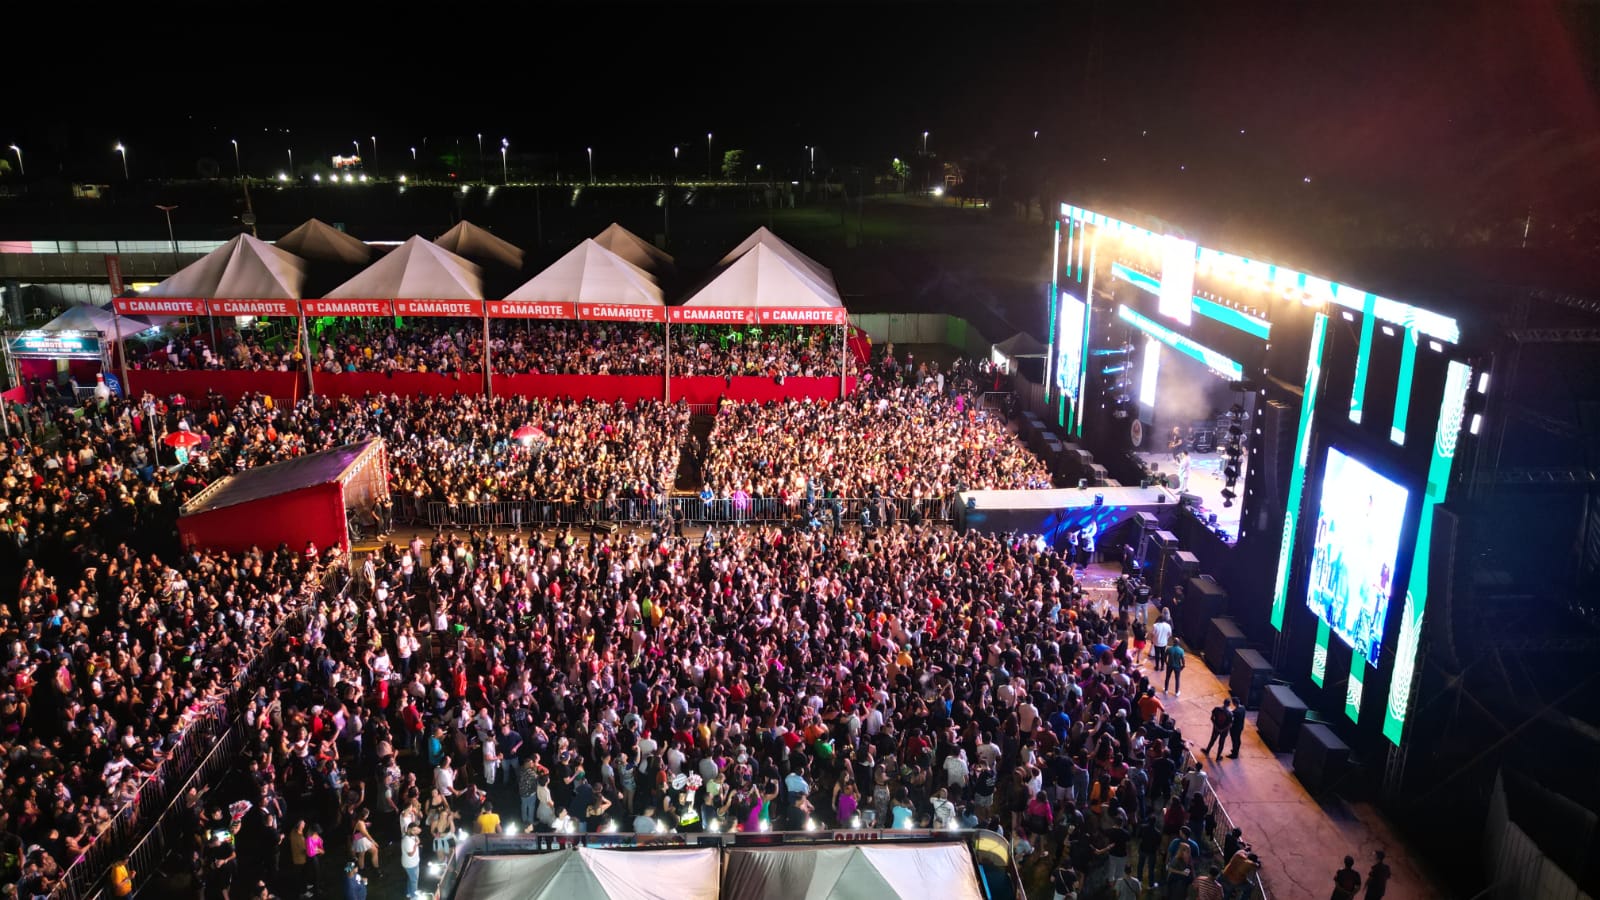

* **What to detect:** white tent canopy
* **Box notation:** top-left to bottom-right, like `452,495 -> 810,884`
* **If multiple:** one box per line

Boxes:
40,304 -> 154,336
716,227 -> 837,298
326,235 -> 484,300
275,218 -> 372,266
452,848 -> 717,900
593,222 -> 674,275
437,220 -> 525,271
505,239 -> 664,306
720,844 -> 983,900
679,242 -> 842,310
145,233 -> 307,299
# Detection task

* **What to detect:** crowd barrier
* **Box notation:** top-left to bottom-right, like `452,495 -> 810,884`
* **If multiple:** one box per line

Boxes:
122,370 -> 856,405
46,605 -> 312,900
422,495 -> 953,530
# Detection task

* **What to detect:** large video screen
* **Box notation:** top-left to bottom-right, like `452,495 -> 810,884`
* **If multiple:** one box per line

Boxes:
1055,290 -> 1087,398
1306,447 -> 1409,666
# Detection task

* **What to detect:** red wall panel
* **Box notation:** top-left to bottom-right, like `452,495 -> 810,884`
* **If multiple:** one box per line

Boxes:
178,482 -> 347,555
128,370 -> 304,404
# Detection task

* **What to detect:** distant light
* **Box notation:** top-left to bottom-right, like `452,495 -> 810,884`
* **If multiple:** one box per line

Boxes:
1239,129 -> 1246,134
358,174 -> 367,182
932,186 -> 944,197
344,173 -> 353,183
312,174 -> 321,182
277,173 -> 288,182
1478,372 -> 1490,394
399,174 -> 407,183
1179,165 -> 1186,171
504,823 -> 518,836
1341,311 -> 1355,321
1428,340 -> 1443,352
1381,325 -> 1396,336
1470,413 -> 1482,435
1303,176 -> 1312,184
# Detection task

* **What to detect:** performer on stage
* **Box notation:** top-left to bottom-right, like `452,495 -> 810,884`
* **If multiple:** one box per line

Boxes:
1176,451 -> 1191,494
1168,426 -> 1186,459
1080,520 -> 1099,567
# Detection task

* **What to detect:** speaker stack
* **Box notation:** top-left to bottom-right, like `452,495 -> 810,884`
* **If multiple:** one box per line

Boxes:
1183,575 -> 1229,640
1228,648 -> 1275,709
1258,684 -> 1309,752
1261,399 -> 1297,512
1292,723 -> 1351,793
1148,530 -> 1181,596
1203,617 -> 1247,675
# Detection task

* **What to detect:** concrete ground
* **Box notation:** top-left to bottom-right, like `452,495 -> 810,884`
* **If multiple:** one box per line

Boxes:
1097,561 -> 1441,900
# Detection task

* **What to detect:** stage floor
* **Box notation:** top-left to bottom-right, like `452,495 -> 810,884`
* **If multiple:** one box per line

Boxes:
1135,448 -> 1246,542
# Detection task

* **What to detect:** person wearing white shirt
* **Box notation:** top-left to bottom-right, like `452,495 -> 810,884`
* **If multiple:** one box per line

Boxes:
944,750 -> 969,791
1151,611 -> 1174,672
865,705 -> 884,737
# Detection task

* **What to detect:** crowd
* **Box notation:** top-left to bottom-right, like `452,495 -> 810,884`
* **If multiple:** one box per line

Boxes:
123,321 -> 855,380
700,358 -> 1051,506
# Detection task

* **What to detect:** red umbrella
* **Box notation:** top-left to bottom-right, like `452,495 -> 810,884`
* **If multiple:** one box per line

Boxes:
512,424 -> 544,445
164,430 -> 203,450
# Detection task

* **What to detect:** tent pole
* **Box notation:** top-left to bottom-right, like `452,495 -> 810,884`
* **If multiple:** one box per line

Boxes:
839,318 -> 846,400
114,310 -> 130,403
483,309 -> 492,399
206,312 -> 219,363
300,304 -> 316,397
664,318 -> 671,403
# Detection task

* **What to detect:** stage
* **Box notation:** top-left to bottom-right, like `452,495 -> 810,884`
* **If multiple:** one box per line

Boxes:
953,485 -> 1180,549
1134,447 -> 1246,542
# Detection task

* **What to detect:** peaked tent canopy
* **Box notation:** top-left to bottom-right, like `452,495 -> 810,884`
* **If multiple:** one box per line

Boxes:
593,222 -> 674,276
450,847 -> 717,900
145,233 -> 307,300
275,218 -> 372,266
40,304 -> 153,335
720,844 -> 983,900
326,235 -> 484,300
436,220 -> 525,271
505,239 -> 664,306
992,332 -> 1046,358
679,242 -> 842,310
716,227 -> 837,296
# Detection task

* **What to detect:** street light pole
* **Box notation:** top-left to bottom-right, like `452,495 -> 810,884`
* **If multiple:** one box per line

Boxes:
922,131 -> 929,155
587,147 -> 594,184
707,132 -> 713,178
287,147 -> 294,175
370,135 -> 378,173
231,139 -> 241,177
501,138 -> 509,185
7,144 -> 20,176
115,143 -> 128,180
477,133 -> 484,183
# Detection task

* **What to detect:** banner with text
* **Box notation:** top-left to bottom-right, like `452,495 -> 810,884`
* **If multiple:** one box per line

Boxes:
668,306 -> 758,326
303,299 -> 393,317
114,297 -> 207,316
209,299 -> 299,317
487,301 -> 577,320
394,299 -> 486,318
757,307 -> 848,326
579,304 -> 666,323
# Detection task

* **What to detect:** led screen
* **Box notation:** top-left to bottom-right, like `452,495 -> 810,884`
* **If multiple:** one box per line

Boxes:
1055,290 -> 1087,398
1306,447 -> 1409,666
1159,235 -> 1196,325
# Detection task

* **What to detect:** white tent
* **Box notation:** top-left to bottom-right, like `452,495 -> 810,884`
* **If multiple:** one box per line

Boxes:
715,227 -> 838,299
678,242 -> 842,310
275,218 -> 372,265
505,239 -> 664,306
720,844 -> 983,900
451,847 -> 717,900
40,304 -> 153,336
593,222 -> 674,276
326,235 -> 484,300
437,220 -> 525,271
991,332 -> 1046,372
144,233 -> 307,299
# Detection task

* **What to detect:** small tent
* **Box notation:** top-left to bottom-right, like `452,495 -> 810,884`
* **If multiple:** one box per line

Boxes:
505,239 -> 664,307
437,220 -> 525,271
714,227 -> 837,299
178,439 -> 388,554
325,235 -> 484,299
720,844 -> 983,900
990,332 -> 1046,373
593,222 -> 674,277
40,304 -> 154,336
144,233 -> 306,300
450,847 -> 717,900
275,218 -> 372,266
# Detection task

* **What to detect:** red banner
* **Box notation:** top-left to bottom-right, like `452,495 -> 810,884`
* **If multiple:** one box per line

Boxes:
758,307 -> 847,326
394,299 -> 485,318
114,297 -> 207,316
303,299 -> 393,316
209,299 -> 299,317
668,306 -> 757,325
487,301 -> 577,320
578,304 -> 666,323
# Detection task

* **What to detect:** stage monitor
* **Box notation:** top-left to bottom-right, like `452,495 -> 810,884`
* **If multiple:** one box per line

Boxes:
1159,235 -> 1196,325
1305,447 -> 1409,667
1056,289 -> 1088,398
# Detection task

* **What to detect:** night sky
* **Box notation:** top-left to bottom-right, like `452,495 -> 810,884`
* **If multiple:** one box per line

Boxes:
7,1 -> 1600,256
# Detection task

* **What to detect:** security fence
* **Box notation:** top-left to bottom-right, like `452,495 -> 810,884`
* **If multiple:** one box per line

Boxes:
421,495 -> 955,530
